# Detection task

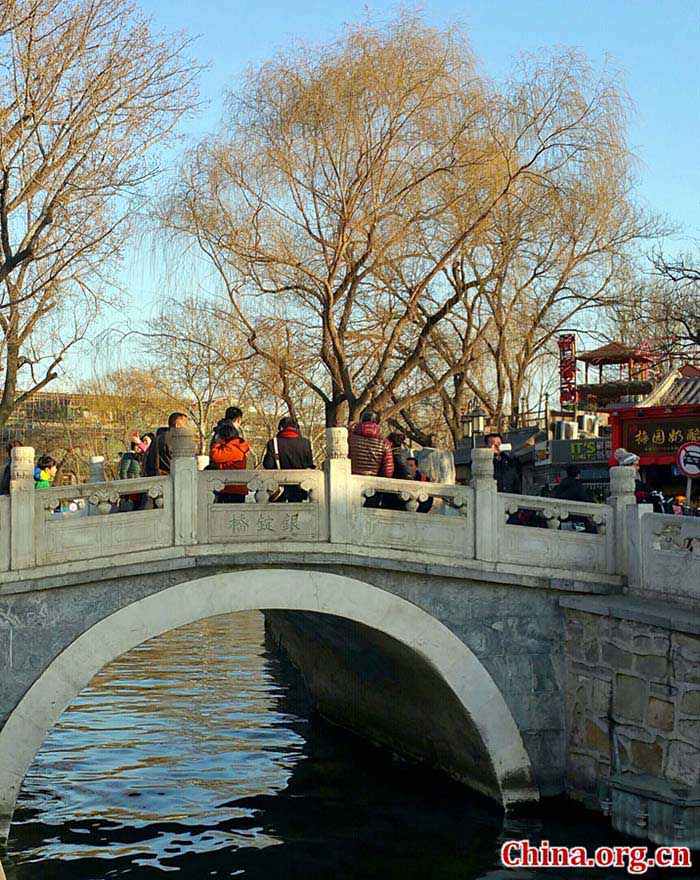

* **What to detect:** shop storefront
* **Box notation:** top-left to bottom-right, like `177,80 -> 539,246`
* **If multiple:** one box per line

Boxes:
533,437 -> 612,500
609,404 -> 700,500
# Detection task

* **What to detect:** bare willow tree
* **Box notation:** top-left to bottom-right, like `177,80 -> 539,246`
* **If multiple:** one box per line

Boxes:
645,253 -> 700,359
386,52 -> 662,442
0,0 -> 199,429
161,15 -> 659,432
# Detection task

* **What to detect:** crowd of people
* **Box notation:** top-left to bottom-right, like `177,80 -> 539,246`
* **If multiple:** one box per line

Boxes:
102,406 -> 437,509
0,406 -> 652,533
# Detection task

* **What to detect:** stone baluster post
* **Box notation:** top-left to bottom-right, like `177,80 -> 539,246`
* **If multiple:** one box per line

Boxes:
170,425 -> 198,545
471,446 -> 498,563
87,455 -> 106,483
626,500 -> 653,588
86,455 -> 107,516
325,427 -> 351,545
609,465 -> 637,576
10,446 -> 36,570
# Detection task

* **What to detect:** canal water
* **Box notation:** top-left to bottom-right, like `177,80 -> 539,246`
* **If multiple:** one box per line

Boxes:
2,612 -> 697,879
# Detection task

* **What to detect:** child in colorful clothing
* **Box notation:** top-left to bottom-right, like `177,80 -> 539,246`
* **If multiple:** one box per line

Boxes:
34,455 -> 57,489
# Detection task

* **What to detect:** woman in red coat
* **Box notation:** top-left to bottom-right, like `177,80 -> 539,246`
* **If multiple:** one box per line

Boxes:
209,422 -> 250,503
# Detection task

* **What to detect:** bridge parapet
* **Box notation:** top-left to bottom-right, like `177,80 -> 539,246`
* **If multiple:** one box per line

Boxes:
0,436 -> 641,585
497,492 -> 615,575
628,508 -> 700,610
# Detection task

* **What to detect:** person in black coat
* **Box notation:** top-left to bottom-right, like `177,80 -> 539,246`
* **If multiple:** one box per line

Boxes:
552,463 -> 597,532
263,417 -> 315,502
485,432 -> 522,494
552,464 -> 593,503
0,440 -> 22,495
379,431 -> 410,509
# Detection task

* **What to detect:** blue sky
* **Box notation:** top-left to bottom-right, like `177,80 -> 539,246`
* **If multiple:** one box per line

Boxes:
139,0 -> 700,234
104,0 -> 699,376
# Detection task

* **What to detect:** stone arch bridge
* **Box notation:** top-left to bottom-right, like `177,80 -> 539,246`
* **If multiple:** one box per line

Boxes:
0,429 -> 698,848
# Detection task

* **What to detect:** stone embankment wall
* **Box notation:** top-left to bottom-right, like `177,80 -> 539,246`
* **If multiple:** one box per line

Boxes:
562,595 -> 700,848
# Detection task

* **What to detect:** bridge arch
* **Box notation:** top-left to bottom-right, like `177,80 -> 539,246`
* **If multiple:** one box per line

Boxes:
0,568 -> 537,838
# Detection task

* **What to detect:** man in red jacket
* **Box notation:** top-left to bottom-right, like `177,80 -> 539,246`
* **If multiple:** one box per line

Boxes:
348,410 -> 394,478
348,410 -> 394,508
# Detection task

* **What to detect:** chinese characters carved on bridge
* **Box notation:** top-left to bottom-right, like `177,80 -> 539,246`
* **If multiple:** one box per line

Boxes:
229,511 -> 304,536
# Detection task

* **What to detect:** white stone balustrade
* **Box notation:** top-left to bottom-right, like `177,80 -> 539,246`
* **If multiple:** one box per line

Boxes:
497,492 -> 615,574
628,510 -> 700,610
0,433 -> 645,586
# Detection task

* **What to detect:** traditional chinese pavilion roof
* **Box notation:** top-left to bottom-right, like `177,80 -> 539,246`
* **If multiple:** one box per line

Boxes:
642,366 -> 700,407
576,341 -> 655,366
652,377 -> 700,407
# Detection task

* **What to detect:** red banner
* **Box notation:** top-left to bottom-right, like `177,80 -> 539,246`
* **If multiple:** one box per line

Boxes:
558,334 -> 578,409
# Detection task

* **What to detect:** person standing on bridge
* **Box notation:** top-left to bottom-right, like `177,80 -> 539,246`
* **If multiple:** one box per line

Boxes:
485,433 -> 522,494
0,440 -> 22,495
209,420 -> 250,503
348,409 -> 394,508
212,406 -> 244,445
144,413 -> 189,477
262,417 -> 315,502
380,432 -> 410,509
119,433 -> 144,480
407,456 -> 434,513
34,455 -> 57,489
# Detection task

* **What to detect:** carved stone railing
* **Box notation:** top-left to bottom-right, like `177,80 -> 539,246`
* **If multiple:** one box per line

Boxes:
33,476 -> 172,567
0,496 -> 9,573
196,468 -> 328,544
0,437 -> 642,582
628,512 -> 700,609
496,493 -> 615,574
348,473 -> 473,557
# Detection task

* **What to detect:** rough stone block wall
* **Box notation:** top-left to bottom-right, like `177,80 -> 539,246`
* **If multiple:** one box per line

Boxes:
564,606 -> 700,845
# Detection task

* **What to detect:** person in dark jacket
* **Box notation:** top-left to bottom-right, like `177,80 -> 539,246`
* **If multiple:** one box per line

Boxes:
263,417 -> 314,502
348,410 -> 394,508
387,432 -> 410,479
381,431 -> 409,509
144,426 -> 168,477
407,456 -> 433,513
552,464 -> 593,503
212,406 -> 244,444
485,433 -> 522,494
0,440 -> 22,495
552,463 -> 597,532
144,413 -> 189,477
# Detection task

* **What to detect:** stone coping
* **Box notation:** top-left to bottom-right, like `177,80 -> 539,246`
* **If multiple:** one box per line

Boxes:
560,594 -> 700,637
0,542 -> 623,597
610,773 -> 700,807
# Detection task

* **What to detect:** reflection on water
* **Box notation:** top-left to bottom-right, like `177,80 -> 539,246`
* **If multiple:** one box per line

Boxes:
2,611 -> 698,879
